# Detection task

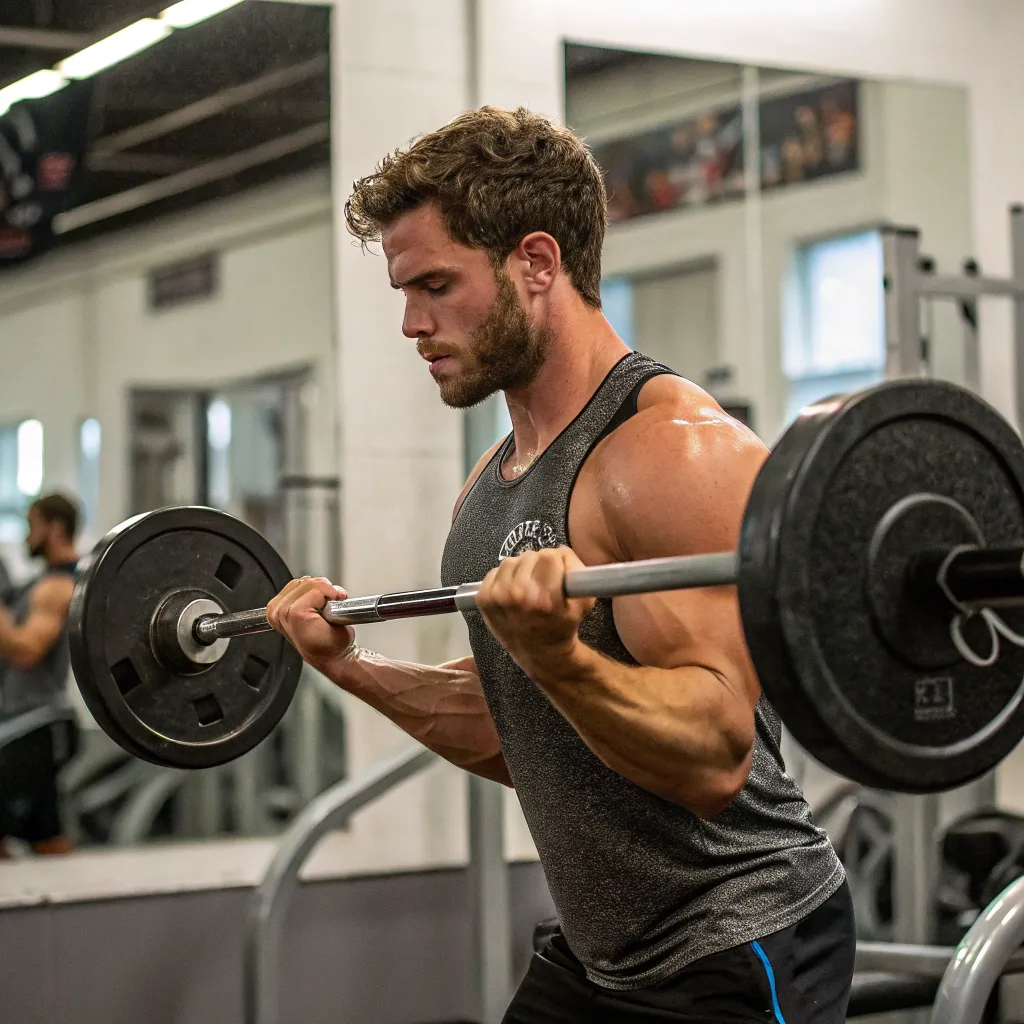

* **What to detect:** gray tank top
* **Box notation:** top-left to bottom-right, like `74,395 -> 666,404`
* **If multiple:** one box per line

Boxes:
1,564 -> 75,721
441,352 -> 844,989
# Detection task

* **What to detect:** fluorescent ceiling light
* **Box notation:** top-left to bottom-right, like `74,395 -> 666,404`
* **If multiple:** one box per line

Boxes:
58,19 -> 171,80
0,69 -> 67,115
161,0 -> 246,29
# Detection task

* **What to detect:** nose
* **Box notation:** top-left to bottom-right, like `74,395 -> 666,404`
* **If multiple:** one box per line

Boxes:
402,296 -> 435,340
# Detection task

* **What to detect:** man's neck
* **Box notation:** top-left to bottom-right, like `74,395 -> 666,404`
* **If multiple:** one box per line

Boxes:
503,309 -> 630,472
45,543 -> 77,568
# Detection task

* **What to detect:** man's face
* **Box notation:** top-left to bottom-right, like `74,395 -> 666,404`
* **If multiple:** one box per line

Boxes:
383,204 -> 549,408
25,508 -> 47,559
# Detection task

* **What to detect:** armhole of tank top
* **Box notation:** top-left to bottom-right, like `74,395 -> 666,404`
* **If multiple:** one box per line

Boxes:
563,367 -> 678,547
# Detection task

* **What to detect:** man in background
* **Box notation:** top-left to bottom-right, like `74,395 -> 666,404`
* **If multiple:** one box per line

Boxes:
0,493 -> 81,856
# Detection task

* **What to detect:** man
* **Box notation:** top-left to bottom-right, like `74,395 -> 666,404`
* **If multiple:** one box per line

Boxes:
269,107 -> 854,1022
0,493 -> 80,856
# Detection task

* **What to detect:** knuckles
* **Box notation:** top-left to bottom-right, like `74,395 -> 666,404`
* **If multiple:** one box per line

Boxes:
477,549 -> 569,614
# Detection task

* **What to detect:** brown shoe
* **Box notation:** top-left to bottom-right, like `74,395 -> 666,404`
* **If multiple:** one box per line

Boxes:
30,836 -> 74,856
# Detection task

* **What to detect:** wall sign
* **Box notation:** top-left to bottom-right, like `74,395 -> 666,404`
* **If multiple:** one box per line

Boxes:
593,80 -> 860,224
148,253 -> 220,310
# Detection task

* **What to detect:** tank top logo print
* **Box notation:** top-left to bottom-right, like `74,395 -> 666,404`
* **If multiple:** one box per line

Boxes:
498,519 -> 558,560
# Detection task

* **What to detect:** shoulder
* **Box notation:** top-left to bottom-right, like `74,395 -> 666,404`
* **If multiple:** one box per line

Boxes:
582,375 -> 768,560
453,437 -> 506,522
596,374 -> 766,480
31,572 -> 76,612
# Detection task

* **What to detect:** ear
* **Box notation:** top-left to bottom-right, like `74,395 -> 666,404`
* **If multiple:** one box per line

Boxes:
515,232 -> 561,296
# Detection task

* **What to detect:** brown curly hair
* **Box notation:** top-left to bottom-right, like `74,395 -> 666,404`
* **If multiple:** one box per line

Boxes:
344,106 -> 607,309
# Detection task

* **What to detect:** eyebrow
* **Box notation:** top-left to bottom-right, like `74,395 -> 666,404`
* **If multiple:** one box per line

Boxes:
389,266 -> 458,290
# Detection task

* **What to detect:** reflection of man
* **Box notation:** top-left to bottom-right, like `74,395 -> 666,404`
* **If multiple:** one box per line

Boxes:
822,98 -> 856,168
0,494 -> 80,857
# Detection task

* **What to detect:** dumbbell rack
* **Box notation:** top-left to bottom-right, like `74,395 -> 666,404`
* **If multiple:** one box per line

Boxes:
880,206 -> 1024,951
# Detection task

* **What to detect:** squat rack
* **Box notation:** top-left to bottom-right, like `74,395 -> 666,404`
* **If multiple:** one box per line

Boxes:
882,204 -> 1024,415
879,205 -> 1024,949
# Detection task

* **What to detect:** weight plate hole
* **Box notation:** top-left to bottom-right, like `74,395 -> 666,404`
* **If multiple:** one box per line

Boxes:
242,654 -> 269,690
111,658 -> 143,698
215,554 -> 243,590
192,694 -> 224,727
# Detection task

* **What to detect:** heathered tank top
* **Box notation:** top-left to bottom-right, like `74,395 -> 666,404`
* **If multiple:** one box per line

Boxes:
441,352 -> 844,989
1,563 -> 76,721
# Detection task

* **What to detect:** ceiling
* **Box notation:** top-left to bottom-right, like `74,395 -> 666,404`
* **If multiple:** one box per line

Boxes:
0,0 -> 330,251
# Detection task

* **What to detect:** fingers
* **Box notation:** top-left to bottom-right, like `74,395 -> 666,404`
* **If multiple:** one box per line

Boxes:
266,577 -> 346,631
478,548 -> 581,614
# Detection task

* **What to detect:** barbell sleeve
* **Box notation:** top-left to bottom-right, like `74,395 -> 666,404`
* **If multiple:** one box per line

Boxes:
193,550 -> 744,645
910,546 -> 1024,611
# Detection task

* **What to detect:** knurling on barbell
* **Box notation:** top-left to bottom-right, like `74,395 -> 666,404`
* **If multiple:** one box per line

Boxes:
69,379 -> 1024,789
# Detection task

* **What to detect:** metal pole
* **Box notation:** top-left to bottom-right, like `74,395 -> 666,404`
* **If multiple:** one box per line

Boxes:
468,775 -> 513,1023
193,551 -> 743,642
882,228 -> 925,378
741,66 -> 766,428
1011,205 -> 1024,428
244,745 -> 439,1024
892,793 -> 939,946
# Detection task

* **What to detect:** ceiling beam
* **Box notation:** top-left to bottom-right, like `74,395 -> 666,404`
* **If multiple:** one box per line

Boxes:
56,120 -> 330,233
91,54 -> 329,156
0,25 -> 90,50
87,151 -> 206,175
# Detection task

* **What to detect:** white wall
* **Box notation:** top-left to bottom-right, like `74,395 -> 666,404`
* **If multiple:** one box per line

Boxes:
0,169 -> 337,570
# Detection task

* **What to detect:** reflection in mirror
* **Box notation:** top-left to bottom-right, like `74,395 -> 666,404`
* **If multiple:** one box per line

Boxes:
0,0 -> 338,854
564,43 -> 971,442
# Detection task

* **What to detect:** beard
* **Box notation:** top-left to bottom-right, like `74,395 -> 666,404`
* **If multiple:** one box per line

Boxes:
27,540 -> 44,559
427,269 -> 551,409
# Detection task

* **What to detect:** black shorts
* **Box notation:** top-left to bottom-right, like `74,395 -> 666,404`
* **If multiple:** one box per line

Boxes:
505,881 -> 855,1024
0,721 -> 78,843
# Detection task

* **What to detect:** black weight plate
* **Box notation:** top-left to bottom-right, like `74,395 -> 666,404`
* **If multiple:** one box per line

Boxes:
69,507 -> 302,769
739,380 -> 1024,793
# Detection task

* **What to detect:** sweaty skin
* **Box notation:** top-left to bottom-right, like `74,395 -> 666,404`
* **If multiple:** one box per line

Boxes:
268,203 -> 767,818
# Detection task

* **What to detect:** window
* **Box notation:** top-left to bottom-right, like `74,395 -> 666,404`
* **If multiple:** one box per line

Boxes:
782,230 -> 885,425
206,397 -> 232,510
0,419 -> 44,541
77,418 -> 101,538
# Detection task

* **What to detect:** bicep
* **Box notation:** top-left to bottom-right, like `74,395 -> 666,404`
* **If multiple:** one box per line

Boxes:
613,587 -> 759,707
21,579 -> 74,651
602,427 -> 766,706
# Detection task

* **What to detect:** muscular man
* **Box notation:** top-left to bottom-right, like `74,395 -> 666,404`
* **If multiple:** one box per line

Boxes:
269,107 -> 854,1022
0,493 -> 80,856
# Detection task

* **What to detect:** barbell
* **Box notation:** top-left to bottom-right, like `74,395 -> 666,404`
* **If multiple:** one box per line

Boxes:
68,378 -> 1024,792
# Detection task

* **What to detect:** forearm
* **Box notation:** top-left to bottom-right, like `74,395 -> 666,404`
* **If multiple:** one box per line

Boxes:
315,648 -> 512,786
533,643 -> 753,816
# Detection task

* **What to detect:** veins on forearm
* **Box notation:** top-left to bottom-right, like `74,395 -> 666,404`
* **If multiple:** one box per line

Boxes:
323,647 -> 504,771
